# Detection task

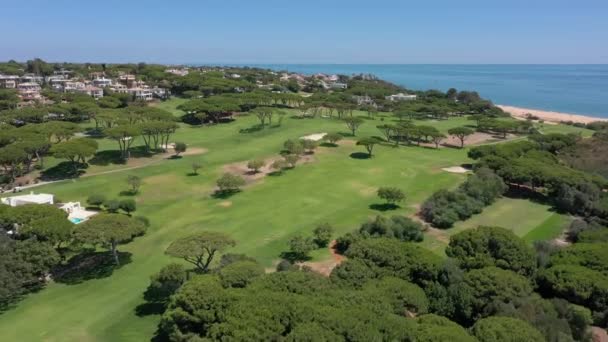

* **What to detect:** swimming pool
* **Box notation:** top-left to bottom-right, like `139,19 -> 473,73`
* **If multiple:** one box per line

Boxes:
69,217 -> 85,224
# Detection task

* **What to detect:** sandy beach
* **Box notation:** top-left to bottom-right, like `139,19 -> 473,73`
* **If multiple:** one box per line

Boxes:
497,105 -> 607,125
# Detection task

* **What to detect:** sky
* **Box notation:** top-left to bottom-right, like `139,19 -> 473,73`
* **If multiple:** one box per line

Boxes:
1,0 -> 607,64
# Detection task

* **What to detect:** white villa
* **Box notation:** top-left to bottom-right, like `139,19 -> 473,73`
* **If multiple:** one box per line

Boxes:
17,82 -> 42,100
1,192 -> 97,224
93,77 -> 113,88
1,192 -> 54,206
385,93 -> 417,101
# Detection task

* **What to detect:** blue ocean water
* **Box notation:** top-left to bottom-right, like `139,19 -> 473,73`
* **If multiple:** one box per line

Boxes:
240,64 -> 608,117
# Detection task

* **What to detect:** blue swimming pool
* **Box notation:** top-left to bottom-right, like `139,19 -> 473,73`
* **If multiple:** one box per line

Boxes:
69,217 -> 85,224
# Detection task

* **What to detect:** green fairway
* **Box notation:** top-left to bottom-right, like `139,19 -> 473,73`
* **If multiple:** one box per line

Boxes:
0,101 -> 474,341
0,99 -> 583,341
453,197 -> 570,243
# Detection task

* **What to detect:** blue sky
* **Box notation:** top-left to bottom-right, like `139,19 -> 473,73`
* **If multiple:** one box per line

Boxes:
1,0 -> 607,64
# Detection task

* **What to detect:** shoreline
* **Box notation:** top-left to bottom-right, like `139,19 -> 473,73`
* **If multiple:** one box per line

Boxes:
497,105 -> 607,125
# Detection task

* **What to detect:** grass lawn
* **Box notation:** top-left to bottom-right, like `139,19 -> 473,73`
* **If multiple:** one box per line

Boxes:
0,99 -> 581,341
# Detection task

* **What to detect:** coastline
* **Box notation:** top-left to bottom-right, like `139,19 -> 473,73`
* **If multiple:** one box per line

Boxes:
497,105 -> 607,125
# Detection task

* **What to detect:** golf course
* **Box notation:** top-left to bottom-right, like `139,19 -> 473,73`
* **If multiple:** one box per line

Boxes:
0,98 -> 587,341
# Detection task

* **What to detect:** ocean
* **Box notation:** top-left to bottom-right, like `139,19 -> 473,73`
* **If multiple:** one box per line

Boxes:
235,64 -> 608,118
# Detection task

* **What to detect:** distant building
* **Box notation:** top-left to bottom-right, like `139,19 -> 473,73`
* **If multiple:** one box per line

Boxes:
92,77 -> 113,88
165,68 -> 189,76
385,93 -> 417,101
0,75 -> 19,88
129,87 -> 153,101
82,85 -> 104,99
329,82 -> 348,90
1,192 -> 54,206
109,83 -> 129,94
17,82 -> 42,100
118,74 -> 136,88
353,95 -> 374,105
20,74 -> 44,85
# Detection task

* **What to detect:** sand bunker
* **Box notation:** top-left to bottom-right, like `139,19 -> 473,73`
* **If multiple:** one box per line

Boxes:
442,166 -> 471,174
300,133 -> 327,141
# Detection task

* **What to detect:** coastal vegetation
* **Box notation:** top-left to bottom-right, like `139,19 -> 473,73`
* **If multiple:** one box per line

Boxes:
0,60 -> 606,341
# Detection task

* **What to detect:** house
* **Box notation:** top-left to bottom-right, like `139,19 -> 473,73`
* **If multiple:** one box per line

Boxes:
329,82 -> 348,90
1,192 -> 54,206
165,68 -> 189,76
92,77 -> 113,88
152,87 -> 169,99
17,82 -> 42,100
385,93 -> 417,102
118,74 -> 136,88
109,83 -> 129,94
0,75 -> 19,88
63,81 -> 86,92
129,87 -> 153,101
82,85 -> 103,99
20,74 -> 44,84
353,95 -> 374,105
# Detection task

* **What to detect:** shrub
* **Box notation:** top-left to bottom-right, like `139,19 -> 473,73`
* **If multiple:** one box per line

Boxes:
218,261 -> 265,288
216,173 -> 245,193
104,199 -> 120,213
313,223 -> 333,248
247,159 -> 265,173
174,142 -> 187,156
119,199 -> 137,215
86,194 -> 106,208
323,132 -> 343,144
377,187 -> 405,204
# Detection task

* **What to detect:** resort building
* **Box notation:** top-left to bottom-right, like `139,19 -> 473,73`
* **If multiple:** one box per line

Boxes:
329,82 -> 348,89
1,192 -> 97,224
20,74 -> 44,84
385,93 -> 417,101
118,74 -> 136,88
353,95 -> 374,105
1,192 -> 54,206
129,87 -> 153,101
0,75 -> 19,88
165,68 -> 189,76
92,77 -> 113,88
17,82 -> 42,100
109,83 -> 129,93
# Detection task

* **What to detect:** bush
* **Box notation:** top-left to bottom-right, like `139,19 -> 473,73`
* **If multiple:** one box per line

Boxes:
377,187 -> 405,204
323,132 -> 343,144
285,235 -> 316,262
216,173 -> 246,193
119,199 -> 137,215
247,159 -> 265,173
218,261 -> 265,288
86,194 -> 106,207
312,223 -> 333,248
104,199 -> 120,213
144,263 -> 187,303
360,215 -> 424,242
173,142 -> 187,156
421,168 -> 505,228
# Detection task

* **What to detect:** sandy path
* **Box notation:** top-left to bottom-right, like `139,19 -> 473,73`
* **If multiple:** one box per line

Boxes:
498,105 -> 607,125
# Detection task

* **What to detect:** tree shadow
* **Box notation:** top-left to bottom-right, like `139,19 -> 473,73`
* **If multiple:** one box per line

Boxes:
135,302 -> 166,317
280,251 -> 312,263
320,142 -> 338,147
119,190 -> 137,196
239,124 -> 264,134
369,203 -> 400,211
88,150 -> 126,166
267,171 -> 284,177
350,152 -> 371,159
53,251 -> 132,285
167,155 -> 182,160
212,189 -> 241,199
40,161 -> 87,180
186,172 -> 199,177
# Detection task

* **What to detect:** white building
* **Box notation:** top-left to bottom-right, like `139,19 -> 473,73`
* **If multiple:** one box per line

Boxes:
17,82 -> 42,100
92,77 -> 113,88
129,87 -> 153,101
1,192 -> 54,206
165,68 -> 189,76
0,75 -> 19,88
385,93 -> 417,101
329,82 -> 348,90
